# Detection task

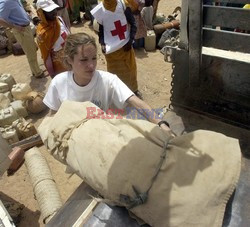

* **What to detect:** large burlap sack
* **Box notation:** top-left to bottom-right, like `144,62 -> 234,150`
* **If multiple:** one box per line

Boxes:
38,101 -> 241,227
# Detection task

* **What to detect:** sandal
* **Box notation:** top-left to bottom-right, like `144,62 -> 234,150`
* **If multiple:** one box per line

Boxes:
33,72 -> 47,78
134,90 -> 143,100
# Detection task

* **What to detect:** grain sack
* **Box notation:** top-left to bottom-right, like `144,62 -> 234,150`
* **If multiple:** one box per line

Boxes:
38,101 -> 241,227
25,91 -> 46,114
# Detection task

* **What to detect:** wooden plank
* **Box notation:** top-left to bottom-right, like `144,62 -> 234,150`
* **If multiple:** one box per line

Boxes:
188,0 -> 202,86
10,134 -> 43,150
178,0 -> 189,50
83,203 -> 142,226
170,47 -> 250,128
73,200 -> 98,227
205,0 -> 249,4
203,28 -> 250,53
202,46 -> 250,63
46,182 -> 98,227
204,5 -> 250,31
201,53 -> 250,98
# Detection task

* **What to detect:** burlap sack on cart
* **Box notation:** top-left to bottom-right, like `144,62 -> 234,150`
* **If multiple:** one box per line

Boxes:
38,101 -> 241,227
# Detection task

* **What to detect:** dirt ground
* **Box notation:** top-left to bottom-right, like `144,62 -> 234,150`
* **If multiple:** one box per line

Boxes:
0,0 -> 181,226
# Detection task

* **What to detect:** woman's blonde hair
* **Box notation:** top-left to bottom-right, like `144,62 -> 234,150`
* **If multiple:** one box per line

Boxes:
63,33 -> 97,69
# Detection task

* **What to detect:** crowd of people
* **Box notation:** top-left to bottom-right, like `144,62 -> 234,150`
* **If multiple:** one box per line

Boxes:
0,0 -> 45,78
0,0 -> 160,79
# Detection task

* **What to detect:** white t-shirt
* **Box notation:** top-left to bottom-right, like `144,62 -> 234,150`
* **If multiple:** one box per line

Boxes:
43,70 -> 134,111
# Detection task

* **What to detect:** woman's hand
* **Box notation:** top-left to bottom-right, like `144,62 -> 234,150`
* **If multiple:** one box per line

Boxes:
159,123 -> 176,138
126,95 -> 176,138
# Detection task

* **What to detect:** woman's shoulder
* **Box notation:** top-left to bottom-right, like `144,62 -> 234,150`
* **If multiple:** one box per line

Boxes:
96,70 -> 118,81
51,71 -> 72,85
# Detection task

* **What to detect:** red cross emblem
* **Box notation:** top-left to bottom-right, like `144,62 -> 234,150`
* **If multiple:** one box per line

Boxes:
111,20 -> 127,40
61,31 -> 67,47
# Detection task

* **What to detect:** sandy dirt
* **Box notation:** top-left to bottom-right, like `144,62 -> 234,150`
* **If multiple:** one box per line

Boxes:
0,0 -> 181,226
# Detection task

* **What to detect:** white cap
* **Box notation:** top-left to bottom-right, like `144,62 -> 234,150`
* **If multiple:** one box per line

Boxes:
36,0 -> 59,12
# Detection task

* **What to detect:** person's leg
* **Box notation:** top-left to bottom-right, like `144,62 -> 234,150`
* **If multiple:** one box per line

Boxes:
12,26 -> 43,77
73,0 -> 82,23
127,48 -> 141,98
105,48 -> 138,92
152,0 -> 160,19
5,28 -> 16,53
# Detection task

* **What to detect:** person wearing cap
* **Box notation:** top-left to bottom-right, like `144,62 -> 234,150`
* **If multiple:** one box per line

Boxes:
36,0 -> 70,77
0,0 -> 44,78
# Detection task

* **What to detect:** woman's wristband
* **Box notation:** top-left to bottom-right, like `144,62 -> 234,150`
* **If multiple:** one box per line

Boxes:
158,120 -> 170,128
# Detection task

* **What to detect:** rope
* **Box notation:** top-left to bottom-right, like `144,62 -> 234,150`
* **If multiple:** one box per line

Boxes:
120,140 -> 169,209
49,118 -> 89,160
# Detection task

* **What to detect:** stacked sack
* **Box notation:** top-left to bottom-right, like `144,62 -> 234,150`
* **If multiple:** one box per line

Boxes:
0,73 -> 46,145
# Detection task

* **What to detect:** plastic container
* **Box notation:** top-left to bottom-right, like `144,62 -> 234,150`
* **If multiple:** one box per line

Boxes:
4,91 -> 13,102
0,82 -> 9,93
0,93 -> 10,110
10,100 -> 28,118
13,118 -> 37,139
11,83 -> 31,100
0,107 -> 19,127
0,73 -> 16,90
0,126 -> 19,144
12,119 -> 21,138
144,30 -> 156,51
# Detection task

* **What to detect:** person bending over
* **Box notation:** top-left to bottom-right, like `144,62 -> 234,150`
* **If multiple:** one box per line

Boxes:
43,32 -> 173,135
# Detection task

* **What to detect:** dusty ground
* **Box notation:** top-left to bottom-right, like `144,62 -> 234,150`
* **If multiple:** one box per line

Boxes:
0,0 -> 181,226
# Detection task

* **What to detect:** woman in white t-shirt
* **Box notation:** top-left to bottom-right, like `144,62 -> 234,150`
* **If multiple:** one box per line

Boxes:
43,32 -> 174,134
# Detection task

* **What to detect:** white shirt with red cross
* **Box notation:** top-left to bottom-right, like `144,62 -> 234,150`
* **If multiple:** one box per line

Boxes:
91,0 -> 130,54
53,17 -> 70,52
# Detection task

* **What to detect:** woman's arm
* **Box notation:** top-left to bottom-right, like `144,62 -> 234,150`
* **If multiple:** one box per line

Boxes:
126,95 -> 174,134
49,109 -> 57,116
